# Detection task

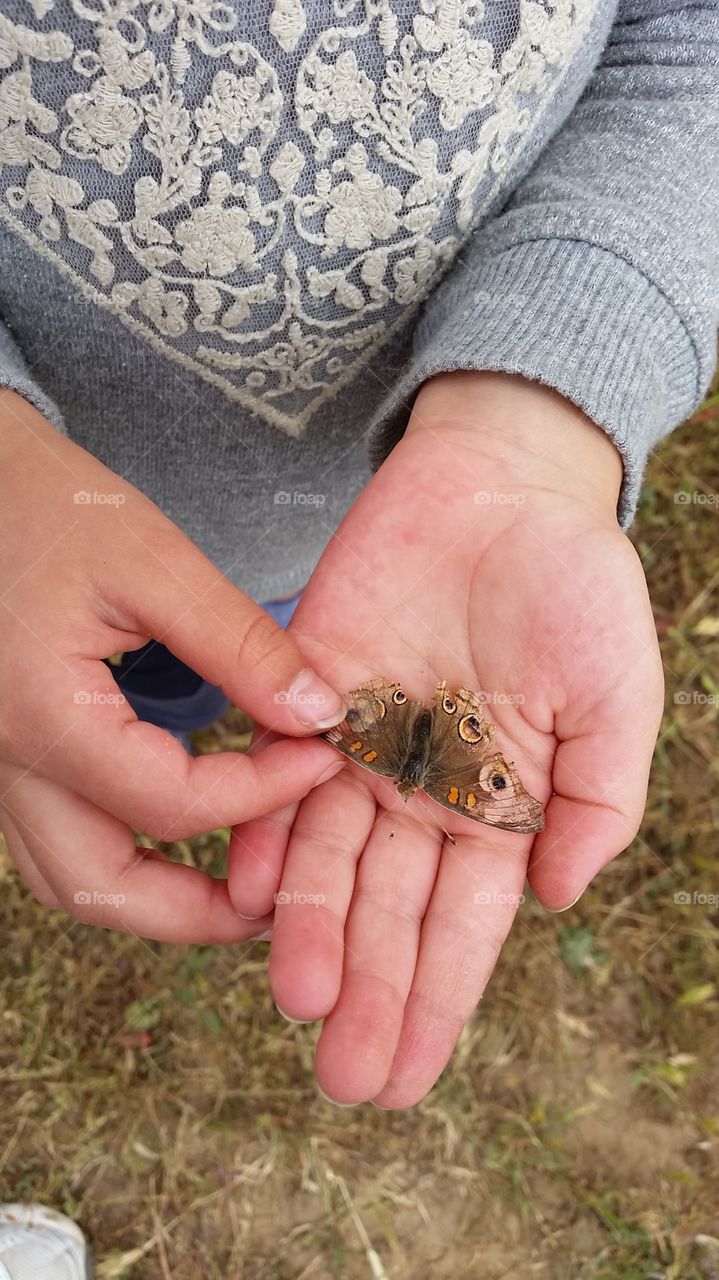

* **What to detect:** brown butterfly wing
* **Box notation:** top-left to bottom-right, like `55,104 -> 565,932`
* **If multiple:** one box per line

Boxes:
321,678 -> 419,782
423,684 -> 545,834
425,684 -> 497,766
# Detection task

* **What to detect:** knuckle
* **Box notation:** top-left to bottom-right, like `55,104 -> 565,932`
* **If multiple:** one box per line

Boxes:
411,988 -> 468,1040
356,882 -> 424,930
235,609 -> 290,683
349,966 -> 406,1013
291,821 -> 364,867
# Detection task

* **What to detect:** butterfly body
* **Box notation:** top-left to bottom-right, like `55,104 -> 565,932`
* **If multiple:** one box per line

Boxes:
323,678 -> 544,835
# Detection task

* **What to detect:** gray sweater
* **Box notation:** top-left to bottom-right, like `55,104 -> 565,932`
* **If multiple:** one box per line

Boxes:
1,0 -> 718,600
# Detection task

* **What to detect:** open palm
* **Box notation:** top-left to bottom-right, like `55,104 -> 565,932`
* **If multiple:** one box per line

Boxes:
229,373 -> 663,1107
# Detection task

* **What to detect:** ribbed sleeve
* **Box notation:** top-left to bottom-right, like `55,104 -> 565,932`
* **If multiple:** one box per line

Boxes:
367,0 -> 719,527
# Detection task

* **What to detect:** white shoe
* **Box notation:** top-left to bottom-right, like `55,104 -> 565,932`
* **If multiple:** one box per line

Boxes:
0,1204 -> 91,1279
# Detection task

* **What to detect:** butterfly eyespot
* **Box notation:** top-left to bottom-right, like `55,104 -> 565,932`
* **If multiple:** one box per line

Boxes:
491,774 -> 508,791
458,713 -> 482,742
442,696 -> 457,714
392,689 -> 407,705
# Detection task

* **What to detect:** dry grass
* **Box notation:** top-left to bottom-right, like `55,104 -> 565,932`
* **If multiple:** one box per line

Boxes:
1,388 -> 719,1279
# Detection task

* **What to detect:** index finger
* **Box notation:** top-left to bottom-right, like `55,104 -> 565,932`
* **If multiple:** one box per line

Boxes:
21,661 -> 344,842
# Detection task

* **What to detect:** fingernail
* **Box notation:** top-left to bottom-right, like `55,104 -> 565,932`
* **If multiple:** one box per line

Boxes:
316,1083 -> 357,1108
545,889 -> 584,914
256,927 -> 274,941
288,670 -> 346,729
370,1101 -> 392,1111
315,759 -> 346,786
275,1002 -> 313,1026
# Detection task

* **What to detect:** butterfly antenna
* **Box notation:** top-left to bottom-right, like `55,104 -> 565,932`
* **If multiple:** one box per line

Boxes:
414,794 -> 456,846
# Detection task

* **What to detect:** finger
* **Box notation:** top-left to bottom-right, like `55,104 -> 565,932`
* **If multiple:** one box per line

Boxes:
0,800 -> 62,909
113,524 -> 346,734
268,770 -> 376,1021
227,728 -> 301,919
313,809 -> 442,1104
228,798 -> 300,919
371,832 -> 528,1109
3,771 -> 275,943
529,656 -> 663,909
26,661 -> 344,842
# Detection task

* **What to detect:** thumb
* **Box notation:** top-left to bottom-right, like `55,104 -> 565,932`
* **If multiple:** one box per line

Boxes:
113,521 -> 346,734
528,658 -> 663,910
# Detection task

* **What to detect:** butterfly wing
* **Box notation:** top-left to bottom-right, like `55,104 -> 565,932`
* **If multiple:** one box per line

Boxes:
321,678 -> 419,782
423,684 -> 545,834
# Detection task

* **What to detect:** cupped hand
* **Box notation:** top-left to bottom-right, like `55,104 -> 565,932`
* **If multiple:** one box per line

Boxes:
229,371 -> 663,1106
0,391 -> 345,942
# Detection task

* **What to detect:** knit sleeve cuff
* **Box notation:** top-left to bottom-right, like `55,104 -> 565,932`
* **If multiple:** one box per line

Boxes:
367,238 -> 705,528
0,321 -> 65,436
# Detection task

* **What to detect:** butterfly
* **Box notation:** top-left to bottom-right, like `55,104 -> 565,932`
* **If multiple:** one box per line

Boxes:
323,678 -> 544,834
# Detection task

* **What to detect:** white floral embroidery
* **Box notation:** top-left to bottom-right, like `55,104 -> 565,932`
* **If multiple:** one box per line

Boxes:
324,143 -> 402,250
136,275 -> 188,337
175,172 -> 256,276
0,0 -> 597,433
63,77 -> 142,173
269,0 -> 306,54
195,67 -> 282,148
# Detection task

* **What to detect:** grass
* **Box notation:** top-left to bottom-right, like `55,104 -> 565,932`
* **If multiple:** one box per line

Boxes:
1,387 -> 719,1278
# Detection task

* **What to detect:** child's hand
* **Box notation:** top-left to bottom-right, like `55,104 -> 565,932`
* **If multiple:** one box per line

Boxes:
0,392 -> 344,941
229,371 -> 663,1106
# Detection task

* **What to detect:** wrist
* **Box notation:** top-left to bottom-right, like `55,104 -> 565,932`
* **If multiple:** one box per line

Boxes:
409,371 -> 623,518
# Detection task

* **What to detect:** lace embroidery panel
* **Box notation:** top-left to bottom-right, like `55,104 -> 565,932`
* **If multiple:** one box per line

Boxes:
0,0 -> 596,432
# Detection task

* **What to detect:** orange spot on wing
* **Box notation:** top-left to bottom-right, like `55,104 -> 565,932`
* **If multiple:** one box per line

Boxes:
350,740 -> 363,752
448,785 -> 460,805
466,792 -> 477,809
363,750 -> 378,763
